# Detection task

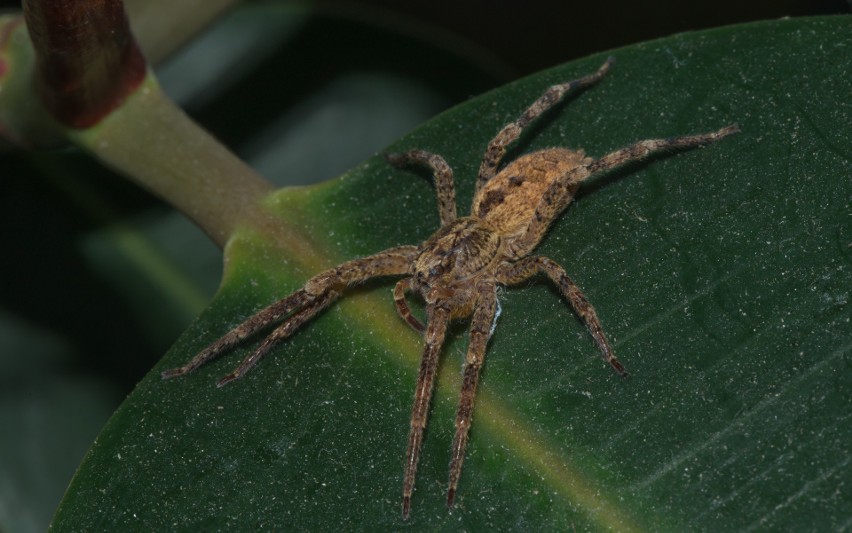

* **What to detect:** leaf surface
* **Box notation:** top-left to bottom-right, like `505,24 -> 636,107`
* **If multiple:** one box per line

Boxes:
52,17 -> 851,531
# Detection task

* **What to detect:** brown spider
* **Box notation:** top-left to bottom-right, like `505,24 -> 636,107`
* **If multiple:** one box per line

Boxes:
162,57 -> 738,519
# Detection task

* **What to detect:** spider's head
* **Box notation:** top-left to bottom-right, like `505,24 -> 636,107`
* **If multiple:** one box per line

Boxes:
412,253 -> 455,304
412,218 -> 502,306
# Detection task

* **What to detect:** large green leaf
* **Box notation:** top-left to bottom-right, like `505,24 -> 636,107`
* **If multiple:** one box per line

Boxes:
52,17 -> 850,530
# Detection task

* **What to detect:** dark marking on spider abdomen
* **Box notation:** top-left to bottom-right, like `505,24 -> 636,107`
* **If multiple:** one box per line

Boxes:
475,174 -> 529,214
472,147 -> 591,238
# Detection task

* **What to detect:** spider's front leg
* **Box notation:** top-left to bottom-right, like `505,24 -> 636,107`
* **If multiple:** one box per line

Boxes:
497,257 -> 626,376
403,305 -> 450,519
447,282 -> 498,510
161,245 -> 418,386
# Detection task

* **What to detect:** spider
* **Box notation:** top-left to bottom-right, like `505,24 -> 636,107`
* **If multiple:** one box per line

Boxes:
162,57 -> 738,519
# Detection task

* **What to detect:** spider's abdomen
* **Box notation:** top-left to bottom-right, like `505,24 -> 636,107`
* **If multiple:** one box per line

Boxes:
472,147 -> 591,239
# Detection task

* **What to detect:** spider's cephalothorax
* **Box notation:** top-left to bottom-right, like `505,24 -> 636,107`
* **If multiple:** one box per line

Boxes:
162,57 -> 738,519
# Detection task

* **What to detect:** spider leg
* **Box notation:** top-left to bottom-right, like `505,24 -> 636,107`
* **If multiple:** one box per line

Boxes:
161,245 -> 418,383
587,125 -> 740,175
509,124 -> 740,258
476,57 -> 614,193
216,291 -> 336,387
497,257 -> 626,376
160,289 -> 312,380
386,150 -> 457,227
402,305 -> 450,520
447,282 -> 498,510
394,278 -> 426,333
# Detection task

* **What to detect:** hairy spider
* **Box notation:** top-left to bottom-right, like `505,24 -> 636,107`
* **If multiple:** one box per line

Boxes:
162,57 -> 738,519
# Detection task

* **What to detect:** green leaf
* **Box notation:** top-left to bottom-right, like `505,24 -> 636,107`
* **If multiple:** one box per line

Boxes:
52,17 -> 850,530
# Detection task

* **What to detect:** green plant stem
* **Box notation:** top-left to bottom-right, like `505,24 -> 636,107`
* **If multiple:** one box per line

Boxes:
69,73 -> 275,247
0,15 -> 64,147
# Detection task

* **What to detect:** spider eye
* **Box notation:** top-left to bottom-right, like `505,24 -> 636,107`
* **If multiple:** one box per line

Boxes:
429,265 -> 444,278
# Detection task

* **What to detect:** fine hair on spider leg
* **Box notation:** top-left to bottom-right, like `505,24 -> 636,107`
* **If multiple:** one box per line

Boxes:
163,56 -> 738,520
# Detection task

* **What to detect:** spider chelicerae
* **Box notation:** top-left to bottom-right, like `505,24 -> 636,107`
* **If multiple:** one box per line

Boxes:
162,57 -> 738,519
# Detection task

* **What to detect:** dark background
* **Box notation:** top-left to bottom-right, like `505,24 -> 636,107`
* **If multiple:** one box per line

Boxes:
333,0 -> 849,76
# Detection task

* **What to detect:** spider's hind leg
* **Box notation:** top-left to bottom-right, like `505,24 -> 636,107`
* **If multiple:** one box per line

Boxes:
386,149 -> 457,227
509,124 -> 740,258
586,124 -> 740,175
476,57 -> 614,193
